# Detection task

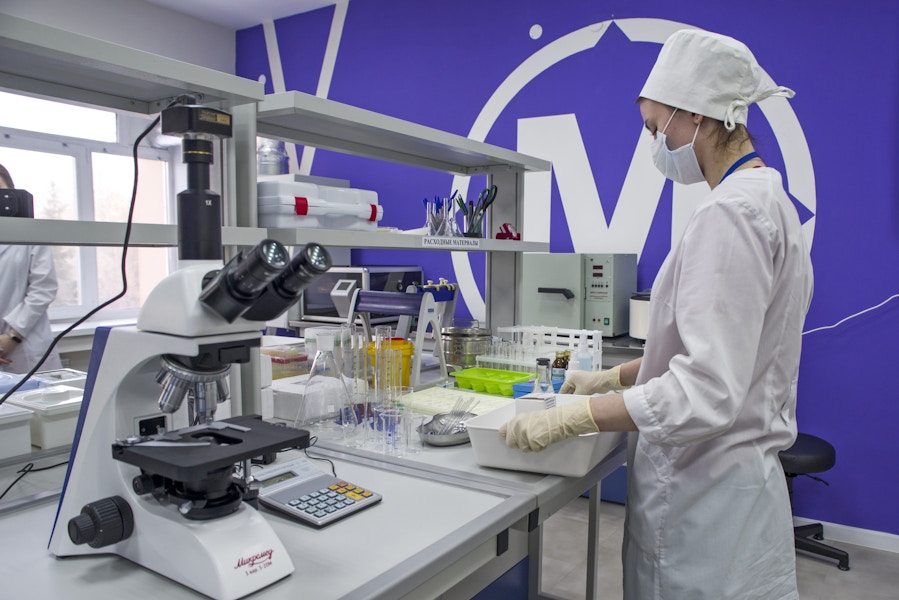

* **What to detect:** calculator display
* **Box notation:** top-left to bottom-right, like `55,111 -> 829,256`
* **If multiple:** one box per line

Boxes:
259,471 -> 297,488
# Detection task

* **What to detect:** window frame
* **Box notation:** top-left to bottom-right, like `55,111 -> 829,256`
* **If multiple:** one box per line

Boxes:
0,96 -> 181,324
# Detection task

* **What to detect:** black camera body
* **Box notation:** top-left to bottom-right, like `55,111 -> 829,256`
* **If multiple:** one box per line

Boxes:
0,188 -> 34,218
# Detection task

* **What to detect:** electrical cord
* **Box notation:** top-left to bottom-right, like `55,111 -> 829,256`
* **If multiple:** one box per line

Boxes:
303,436 -> 337,477
0,101 -> 182,407
0,459 -> 69,501
802,293 -> 899,336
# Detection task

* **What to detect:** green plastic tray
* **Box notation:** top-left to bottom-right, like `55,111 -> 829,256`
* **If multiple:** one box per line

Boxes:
449,368 -> 533,396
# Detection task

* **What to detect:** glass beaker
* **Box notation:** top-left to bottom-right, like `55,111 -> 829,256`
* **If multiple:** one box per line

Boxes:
294,332 -> 360,446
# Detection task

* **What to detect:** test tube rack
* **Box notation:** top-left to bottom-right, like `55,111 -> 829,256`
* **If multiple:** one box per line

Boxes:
475,326 -> 603,374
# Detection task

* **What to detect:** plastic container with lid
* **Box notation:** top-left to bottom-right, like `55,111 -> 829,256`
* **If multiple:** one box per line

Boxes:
261,345 -> 309,380
0,372 -> 43,394
6,384 -> 83,449
256,180 -> 382,231
0,403 -> 33,459
34,368 -> 88,389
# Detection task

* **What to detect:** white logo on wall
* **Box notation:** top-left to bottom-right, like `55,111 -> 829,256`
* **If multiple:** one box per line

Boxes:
451,18 -> 816,322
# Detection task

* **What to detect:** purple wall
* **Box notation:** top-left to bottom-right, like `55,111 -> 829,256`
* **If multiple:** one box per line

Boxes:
237,0 -> 899,536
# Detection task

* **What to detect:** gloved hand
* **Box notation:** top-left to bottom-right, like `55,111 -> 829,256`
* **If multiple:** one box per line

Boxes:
560,364 -> 627,395
499,398 -> 599,452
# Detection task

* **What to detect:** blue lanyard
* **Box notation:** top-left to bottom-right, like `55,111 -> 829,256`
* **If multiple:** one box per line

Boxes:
719,152 -> 759,184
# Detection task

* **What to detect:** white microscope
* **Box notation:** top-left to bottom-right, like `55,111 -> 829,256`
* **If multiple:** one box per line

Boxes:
46,102 -> 332,600
47,239 -> 330,599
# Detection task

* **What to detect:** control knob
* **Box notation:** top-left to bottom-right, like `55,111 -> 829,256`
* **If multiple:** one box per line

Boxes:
67,496 -> 134,548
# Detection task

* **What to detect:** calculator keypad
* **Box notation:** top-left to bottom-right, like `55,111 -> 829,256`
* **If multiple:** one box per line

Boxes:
270,480 -> 380,527
257,462 -> 383,528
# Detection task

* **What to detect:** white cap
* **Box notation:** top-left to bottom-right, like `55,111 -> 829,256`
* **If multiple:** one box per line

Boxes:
639,29 -> 795,131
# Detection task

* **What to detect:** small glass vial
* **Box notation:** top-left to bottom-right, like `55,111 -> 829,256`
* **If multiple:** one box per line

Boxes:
551,350 -> 568,385
533,357 -> 552,393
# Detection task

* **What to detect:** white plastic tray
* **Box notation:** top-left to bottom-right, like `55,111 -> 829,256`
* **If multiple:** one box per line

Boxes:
466,395 -> 625,477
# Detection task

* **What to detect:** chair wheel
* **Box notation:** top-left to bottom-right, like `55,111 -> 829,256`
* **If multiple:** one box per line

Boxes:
838,564 -> 850,571
813,534 -> 824,540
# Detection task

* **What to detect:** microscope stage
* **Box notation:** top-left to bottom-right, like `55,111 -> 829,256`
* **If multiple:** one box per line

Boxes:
112,415 -> 309,483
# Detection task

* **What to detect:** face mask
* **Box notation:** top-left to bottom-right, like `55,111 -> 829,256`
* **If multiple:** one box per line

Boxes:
650,109 -> 705,185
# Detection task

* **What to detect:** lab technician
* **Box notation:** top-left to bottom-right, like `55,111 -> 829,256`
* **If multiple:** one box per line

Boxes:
500,30 -> 813,600
0,164 -> 63,373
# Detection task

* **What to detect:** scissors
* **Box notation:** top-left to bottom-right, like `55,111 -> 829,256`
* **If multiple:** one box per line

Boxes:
475,184 -> 497,214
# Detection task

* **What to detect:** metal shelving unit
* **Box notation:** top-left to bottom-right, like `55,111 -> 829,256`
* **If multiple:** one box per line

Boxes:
0,14 -> 263,114
266,226 -> 548,252
0,17 -> 552,330
0,14 -> 266,248
239,91 -> 552,329
255,91 -> 549,175
0,219 -> 267,248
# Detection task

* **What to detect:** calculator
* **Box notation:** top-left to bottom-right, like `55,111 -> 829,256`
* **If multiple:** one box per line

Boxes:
254,457 -> 382,527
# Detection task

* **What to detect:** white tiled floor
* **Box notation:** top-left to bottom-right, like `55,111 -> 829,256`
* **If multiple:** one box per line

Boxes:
540,498 -> 898,599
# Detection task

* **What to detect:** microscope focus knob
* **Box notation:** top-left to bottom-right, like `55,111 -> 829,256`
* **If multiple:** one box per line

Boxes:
68,496 -> 134,548
132,474 -> 156,495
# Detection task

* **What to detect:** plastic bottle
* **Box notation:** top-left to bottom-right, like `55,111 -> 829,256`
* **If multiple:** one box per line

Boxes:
532,357 -> 552,393
592,333 -> 604,372
576,331 -> 593,371
551,351 -> 568,385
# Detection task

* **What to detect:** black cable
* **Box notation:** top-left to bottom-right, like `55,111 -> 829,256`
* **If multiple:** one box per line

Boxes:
1,105 -> 176,406
0,459 -> 69,501
303,436 -> 337,477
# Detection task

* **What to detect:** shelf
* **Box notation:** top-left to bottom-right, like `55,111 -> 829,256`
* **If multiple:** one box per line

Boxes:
267,227 -> 549,252
0,15 -> 264,113
255,91 -> 552,176
0,218 -> 267,247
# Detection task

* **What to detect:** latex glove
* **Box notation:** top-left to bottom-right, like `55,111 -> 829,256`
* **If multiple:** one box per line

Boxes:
560,364 -> 626,395
499,398 -> 599,452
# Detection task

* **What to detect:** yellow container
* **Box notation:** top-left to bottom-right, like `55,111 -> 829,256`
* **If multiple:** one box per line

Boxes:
368,338 -> 414,387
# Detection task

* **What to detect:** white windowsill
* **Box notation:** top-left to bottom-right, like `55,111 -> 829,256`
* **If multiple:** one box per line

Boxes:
50,319 -> 136,354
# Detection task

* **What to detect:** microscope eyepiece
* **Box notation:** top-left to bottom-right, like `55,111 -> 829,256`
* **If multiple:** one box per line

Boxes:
199,239 -> 289,322
227,239 -> 289,297
277,243 -> 331,294
241,243 -> 332,322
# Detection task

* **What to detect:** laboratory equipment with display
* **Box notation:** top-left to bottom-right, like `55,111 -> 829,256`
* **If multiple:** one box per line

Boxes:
520,253 -> 637,336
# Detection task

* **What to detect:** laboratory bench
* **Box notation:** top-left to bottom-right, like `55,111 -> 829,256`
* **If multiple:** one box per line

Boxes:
0,426 -> 626,600
0,450 -> 531,599
304,428 -> 627,600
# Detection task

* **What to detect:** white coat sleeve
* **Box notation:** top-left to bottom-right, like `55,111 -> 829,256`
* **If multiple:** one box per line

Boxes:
5,246 -> 58,336
624,197 -> 778,446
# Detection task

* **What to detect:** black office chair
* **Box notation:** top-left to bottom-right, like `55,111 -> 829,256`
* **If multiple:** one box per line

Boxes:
778,433 -> 850,571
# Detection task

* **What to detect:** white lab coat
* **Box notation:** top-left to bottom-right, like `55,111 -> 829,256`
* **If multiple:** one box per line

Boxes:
0,245 -> 63,374
621,168 -> 813,600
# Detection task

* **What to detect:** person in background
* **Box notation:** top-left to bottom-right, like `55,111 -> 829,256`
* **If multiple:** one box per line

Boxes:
500,29 -> 813,599
0,163 -> 63,374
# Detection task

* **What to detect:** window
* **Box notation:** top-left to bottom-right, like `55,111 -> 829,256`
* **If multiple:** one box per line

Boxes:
0,90 -> 177,322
